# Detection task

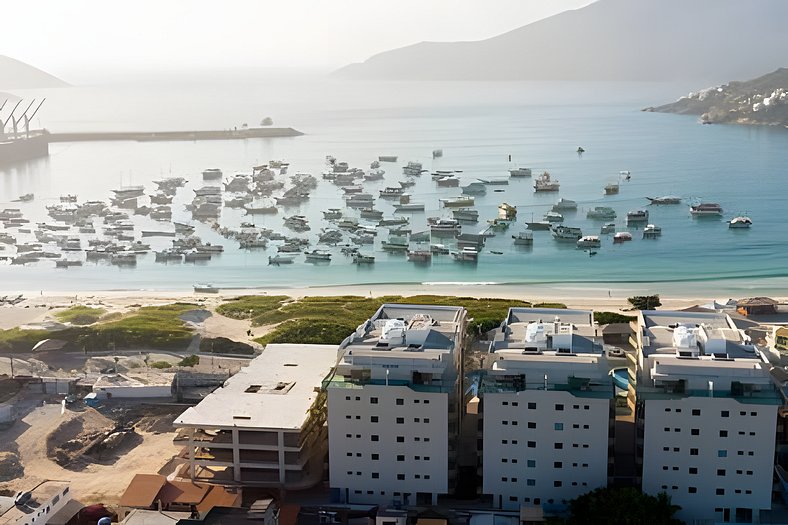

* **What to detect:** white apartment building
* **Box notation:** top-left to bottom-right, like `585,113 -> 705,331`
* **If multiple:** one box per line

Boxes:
481,308 -> 615,511
174,343 -> 337,488
326,304 -> 468,506
633,310 -> 781,524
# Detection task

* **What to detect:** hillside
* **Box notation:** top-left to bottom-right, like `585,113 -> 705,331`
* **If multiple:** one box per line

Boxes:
643,68 -> 788,126
0,55 -> 67,90
335,0 -> 788,82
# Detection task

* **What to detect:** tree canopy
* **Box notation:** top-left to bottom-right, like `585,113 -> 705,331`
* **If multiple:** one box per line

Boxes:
564,487 -> 682,525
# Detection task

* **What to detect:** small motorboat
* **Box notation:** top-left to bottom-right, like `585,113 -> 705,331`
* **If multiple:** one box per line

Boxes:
269,254 -> 296,265
728,216 -> 752,229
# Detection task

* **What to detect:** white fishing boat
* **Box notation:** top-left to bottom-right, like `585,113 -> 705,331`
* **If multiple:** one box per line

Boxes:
647,196 -> 682,205
452,208 -> 479,222
194,283 -> 219,293
728,216 -> 752,229
544,211 -> 564,223
202,168 -> 223,180
379,187 -> 405,198
604,183 -> 619,195
577,235 -> 601,249
512,231 -> 534,245
509,167 -> 532,177
268,254 -> 296,265
613,232 -> 633,244
551,225 -> 582,241
626,209 -> 649,224
430,243 -> 450,255
304,250 -> 332,262
440,196 -> 475,208
525,221 -> 552,231
461,182 -> 487,195
323,209 -> 343,220
430,218 -> 461,235
690,203 -> 723,216
381,236 -> 409,252
587,207 -> 617,220
407,249 -> 432,262
352,253 -> 375,264
534,172 -> 560,192
359,208 -> 384,220
452,247 -> 479,262
478,178 -> 509,186
393,203 -> 425,212
402,161 -> 423,176
600,223 -> 616,235
552,198 -> 577,211
436,176 -> 460,188
642,224 -> 662,238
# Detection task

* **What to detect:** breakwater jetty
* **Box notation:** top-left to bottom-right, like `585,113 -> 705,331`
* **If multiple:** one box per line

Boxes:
46,127 -> 304,143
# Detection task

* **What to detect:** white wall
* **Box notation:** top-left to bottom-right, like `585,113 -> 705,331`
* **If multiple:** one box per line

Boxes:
641,397 -> 777,522
482,390 -> 610,510
93,385 -> 173,398
328,384 -> 449,505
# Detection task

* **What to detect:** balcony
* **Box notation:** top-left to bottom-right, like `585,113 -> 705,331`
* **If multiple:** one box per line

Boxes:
323,376 -> 451,393
636,384 -> 783,404
479,376 -> 614,399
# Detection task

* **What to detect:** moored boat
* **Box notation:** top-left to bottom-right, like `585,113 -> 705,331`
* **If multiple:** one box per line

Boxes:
728,216 -> 752,229
512,231 -> 534,245
577,235 -> 601,249
551,225 -> 582,241
509,167 -> 532,177
690,202 -> 723,216
613,231 -> 633,244
642,224 -> 662,238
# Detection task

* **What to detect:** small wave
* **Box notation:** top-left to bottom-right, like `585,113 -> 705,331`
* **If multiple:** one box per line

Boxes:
422,281 -> 501,286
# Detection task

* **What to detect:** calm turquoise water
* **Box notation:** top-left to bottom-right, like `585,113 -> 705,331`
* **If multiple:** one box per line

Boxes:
2,78 -> 787,295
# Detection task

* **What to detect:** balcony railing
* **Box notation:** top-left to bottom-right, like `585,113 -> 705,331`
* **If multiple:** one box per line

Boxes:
323,376 -> 451,393
479,377 -> 614,399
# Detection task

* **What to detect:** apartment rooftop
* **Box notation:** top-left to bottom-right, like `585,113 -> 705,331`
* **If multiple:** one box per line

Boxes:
639,310 -> 758,359
492,307 -> 602,355
175,344 -> 337,430
338,304 -> 465,357
636,311 -> 781,402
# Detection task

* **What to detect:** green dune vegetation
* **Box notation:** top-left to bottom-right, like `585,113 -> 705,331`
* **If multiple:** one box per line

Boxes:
0,303 -> 196,353
53,305 -> 107,325
216,295 -> 569,346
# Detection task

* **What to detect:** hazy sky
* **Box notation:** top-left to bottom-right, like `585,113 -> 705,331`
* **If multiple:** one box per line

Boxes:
4,0 -> 592,82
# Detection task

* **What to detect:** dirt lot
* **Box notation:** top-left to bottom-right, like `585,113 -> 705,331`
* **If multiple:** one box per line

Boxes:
0,403 -> 182,505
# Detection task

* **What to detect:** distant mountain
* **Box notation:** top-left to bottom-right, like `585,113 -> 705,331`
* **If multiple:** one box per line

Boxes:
335,0 -> 788,82
0,55 -> 67,90
643,68 -> 788,127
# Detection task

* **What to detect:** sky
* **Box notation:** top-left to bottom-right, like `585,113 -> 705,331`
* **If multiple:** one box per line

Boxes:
3,0 -> 593,82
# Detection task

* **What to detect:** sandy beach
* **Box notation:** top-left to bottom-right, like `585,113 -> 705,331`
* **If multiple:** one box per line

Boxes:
3,282 -> 779,331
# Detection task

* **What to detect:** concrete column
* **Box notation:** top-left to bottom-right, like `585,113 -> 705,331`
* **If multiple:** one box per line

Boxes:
278,431 -> 286,485
232,428 -> 241,482
188,433 -> 195,480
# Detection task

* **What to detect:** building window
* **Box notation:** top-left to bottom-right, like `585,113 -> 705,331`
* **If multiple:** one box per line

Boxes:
424,456 -> 430,461
501,477 -> 508,482
691,429 -> 699,436
397,455 -> 405,461
372,473 -> 379,479
527,460 -> 536,468
692,409 -> 701,416
721,410 -> 729,417
346,452 -> 352,457
424,400 -> 430,404
555,404 -> 564,411
424,475 -> 430,479
370,416 -> 378,423
371,397 -> 378,404
528,422 -> 536,429
396,436 -> 404,442
688,487 -> 697,494
528,402 -> 536,409
554,443 -> 563,450
555,423 -> 563,431
414,418 -> 420,423
345,396 -> 351,400
396,398 -> 404,405
424,418 -> 430,423
396,417 -> 404,424
718,450 -> 727,458
527,479 -> 536,486
720,430 -> 728,437
717,469 -> 726,476
397,474 -> 405,480
512,402 -> 518,406
371,435 -> 379,442
528,441 -> 536,448
690,448 -> 698,456
716,488 -> 725,495
372,454 -> 379,460
554,481 -> 562,487
554,462 -> 562,468
689,467 -> 698,474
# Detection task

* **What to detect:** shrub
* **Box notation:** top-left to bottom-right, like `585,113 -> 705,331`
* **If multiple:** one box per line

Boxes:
149,361 -> 172,369
54,306 -> 107,325
256,319 -> 358,346
178,355 -> 200,367
200,337 -> 256,355
628,295 -> 662,310
594,311 -> 636,325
